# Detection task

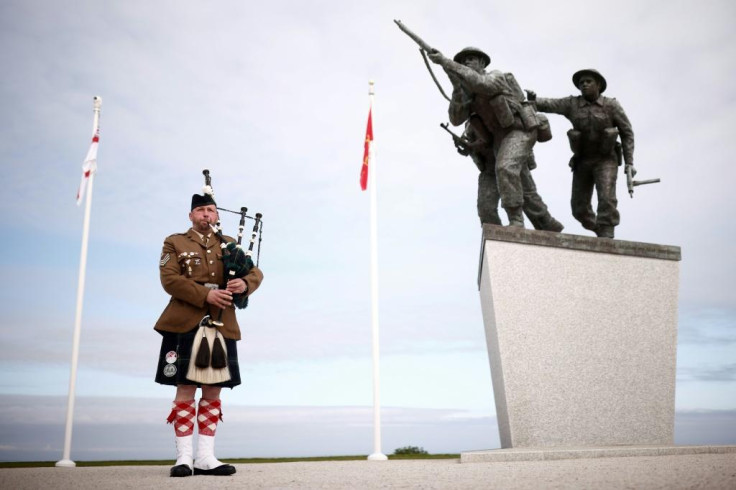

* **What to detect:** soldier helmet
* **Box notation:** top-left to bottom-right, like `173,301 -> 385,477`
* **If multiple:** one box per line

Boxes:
453,47 -> 491,68
572,69 -> 607,93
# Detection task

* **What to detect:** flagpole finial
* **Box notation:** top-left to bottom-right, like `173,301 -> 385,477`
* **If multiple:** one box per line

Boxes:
369,80 -> 375,96
93,96 -> 102,110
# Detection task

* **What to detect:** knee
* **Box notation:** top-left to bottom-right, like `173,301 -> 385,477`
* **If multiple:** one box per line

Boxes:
201,386 -> 222,400
175,385 -> 197,401
496,161 -> 520,179
570,199 -> 590,219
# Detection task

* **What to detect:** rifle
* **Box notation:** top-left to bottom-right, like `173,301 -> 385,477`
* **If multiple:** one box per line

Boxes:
394,19 -> 451,102
626,166 -> 660,198
394,19 -> 435,52
440,123 -> 470,154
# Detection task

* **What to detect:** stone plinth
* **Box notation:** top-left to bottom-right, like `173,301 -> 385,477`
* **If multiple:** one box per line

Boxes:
461,445 -> 736,463
477,225 -> 681,448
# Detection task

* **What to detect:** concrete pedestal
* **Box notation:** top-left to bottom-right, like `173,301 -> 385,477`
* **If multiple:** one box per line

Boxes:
476,225 -> 681,449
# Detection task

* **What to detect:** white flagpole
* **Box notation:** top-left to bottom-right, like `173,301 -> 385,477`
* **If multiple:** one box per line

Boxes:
57,96 -> 101,468
366,80 -> 387,461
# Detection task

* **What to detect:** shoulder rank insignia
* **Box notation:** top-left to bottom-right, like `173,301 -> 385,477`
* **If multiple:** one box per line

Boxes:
160,253 -> 171,267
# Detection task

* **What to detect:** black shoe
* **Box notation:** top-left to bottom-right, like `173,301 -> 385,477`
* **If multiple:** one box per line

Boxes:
194,464 -> 236,476
170,464 -> 193,477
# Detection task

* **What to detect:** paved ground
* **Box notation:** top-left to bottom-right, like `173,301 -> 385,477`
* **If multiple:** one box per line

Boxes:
2,453 -> 735,489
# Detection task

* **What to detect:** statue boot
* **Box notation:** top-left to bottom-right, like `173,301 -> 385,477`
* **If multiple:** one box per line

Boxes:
505,206 -> 524,228
540,216 -> 564,232
595,225 -> 614,238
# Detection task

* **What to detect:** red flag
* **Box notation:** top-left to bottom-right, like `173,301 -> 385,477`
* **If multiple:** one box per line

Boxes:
76,128 -> 99,205
360,106 -> 373,191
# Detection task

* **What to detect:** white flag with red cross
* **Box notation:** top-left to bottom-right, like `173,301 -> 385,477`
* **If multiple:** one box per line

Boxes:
76,128 -> 99,205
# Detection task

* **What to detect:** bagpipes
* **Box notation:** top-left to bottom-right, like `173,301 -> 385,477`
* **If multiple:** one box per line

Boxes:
187,169 -> 263,384
203,168 -> 262,318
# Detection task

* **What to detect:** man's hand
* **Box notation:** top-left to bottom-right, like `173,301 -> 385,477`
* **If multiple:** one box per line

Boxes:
525,89 -> 536,101
207,289 -> 233,309
625,164 -> 637,178
226,278 -> 248,295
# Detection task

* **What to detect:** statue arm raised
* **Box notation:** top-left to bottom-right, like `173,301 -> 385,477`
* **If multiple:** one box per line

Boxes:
426,51 -> 509,98
533,96 -> 573,117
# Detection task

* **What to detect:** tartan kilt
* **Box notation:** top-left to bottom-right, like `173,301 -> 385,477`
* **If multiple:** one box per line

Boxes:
154,326 -> 241,388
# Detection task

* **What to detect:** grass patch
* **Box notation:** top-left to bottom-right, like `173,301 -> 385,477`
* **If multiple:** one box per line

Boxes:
0,454 -> 459,468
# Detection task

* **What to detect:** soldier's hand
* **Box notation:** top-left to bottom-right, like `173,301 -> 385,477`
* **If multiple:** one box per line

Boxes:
426,49 -> 444,64
525,89 -> 536,101
226,278 -> 248,295
207,289 -> 233,309
626,164 -> 637,178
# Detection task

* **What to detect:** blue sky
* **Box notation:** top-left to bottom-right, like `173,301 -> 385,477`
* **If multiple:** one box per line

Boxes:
1,0 -> 735,461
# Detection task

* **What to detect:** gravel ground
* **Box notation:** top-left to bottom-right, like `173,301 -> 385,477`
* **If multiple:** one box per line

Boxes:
2,454 -> 735,489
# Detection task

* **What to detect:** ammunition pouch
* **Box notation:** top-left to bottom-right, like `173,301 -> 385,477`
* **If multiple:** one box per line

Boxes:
567,129 -> 582,155
600,127 -> 619,155
614,142 -> 623,166
536,114 -> 552,142
489,95 -> 515,128
518,102 -> 540,131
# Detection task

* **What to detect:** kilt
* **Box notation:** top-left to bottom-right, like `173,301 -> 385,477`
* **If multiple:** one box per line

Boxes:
154,326 -> 241,388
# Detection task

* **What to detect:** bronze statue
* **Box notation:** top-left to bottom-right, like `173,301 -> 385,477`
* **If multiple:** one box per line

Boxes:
394,21 -> 561,230
442,118 -> 563,231
526,69 -> 635,238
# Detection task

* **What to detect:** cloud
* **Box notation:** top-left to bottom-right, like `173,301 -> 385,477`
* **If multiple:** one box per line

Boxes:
675,409 -> 736,446
678,363 -> 736,383
1,395 -> 734,462
0,395 -> 499,461
678,307 -> 736,345
1,0 -> 735,451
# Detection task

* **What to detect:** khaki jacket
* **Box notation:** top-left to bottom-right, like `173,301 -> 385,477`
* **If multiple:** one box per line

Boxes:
534,95 -> 634,166
153,229 -> 263,340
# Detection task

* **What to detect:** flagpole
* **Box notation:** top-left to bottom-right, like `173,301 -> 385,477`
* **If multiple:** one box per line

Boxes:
57,96 -> 101,468
366,80 -> 387,461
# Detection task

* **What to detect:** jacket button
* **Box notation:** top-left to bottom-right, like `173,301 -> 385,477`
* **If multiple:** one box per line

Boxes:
211,272 -> 215,277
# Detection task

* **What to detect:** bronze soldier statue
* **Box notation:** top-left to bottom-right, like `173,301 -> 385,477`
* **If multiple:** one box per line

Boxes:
527,69 -> 635,238
427,46 -> 561,230
446,114 -> 563,231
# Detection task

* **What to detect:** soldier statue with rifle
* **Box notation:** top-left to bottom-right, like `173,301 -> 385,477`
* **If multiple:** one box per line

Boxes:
526,69 -> 658,238
442,115 -> 562,231
395,20 -> 562,230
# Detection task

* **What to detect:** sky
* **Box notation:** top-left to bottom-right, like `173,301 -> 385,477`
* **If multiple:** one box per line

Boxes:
1,0 -> 735,462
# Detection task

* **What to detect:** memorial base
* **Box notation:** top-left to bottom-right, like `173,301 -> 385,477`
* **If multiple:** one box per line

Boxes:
477,225 -> 681,449
461,445 -> 736,463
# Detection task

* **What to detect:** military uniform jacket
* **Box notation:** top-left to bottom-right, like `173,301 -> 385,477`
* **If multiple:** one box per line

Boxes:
448,68 -> 524,135
154,229 -> 263,340
535,95 -> 634,166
